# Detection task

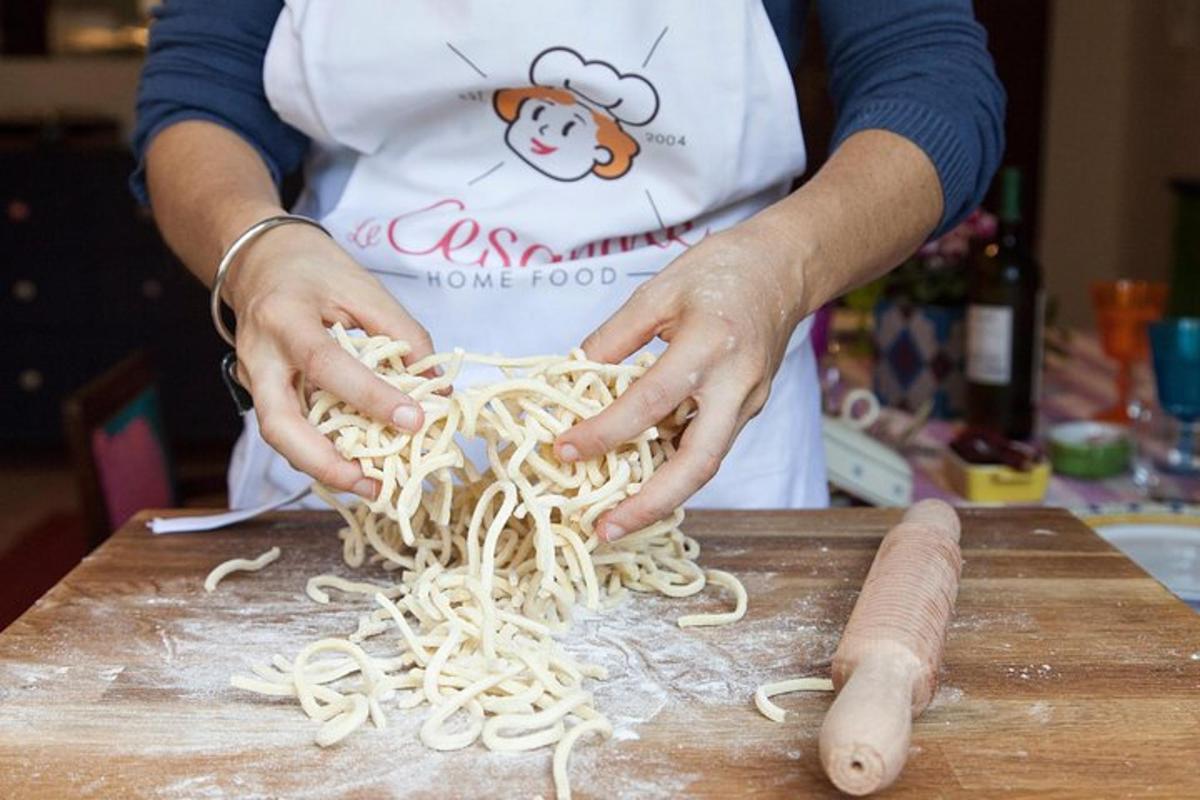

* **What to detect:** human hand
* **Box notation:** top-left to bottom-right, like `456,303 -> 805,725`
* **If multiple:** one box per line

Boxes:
225,223 -> 435,499
554,221 -> 809,541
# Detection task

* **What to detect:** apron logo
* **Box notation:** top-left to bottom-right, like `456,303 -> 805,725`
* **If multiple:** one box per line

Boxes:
494,47 -> 659,183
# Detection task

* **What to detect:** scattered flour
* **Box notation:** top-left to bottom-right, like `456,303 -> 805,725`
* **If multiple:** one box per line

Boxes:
97,666 -> 125,682
951,610 -> 1037,634
928,685 -> 965,709
1027,701 -> 1052,723
1006,663 -> 1056,681
14,523 -> 1079,796
0,567 -> 842,799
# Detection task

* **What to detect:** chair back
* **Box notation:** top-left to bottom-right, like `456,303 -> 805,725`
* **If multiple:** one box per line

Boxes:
63,352 -> 176,547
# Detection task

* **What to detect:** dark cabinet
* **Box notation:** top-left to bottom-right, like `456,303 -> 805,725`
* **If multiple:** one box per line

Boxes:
1,128 -> 240,449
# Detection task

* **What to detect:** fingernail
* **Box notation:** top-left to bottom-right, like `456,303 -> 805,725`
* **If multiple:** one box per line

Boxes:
558,443 -> 580,462
392,404 -> 421,430
353,478 -> 377,500
598,521 -> 626,542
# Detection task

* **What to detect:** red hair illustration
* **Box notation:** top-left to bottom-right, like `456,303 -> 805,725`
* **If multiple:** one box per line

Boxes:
494,48 -> 659,183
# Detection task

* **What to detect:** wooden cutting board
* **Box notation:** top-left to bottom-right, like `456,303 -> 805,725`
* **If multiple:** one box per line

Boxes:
0,508 -> 1197,798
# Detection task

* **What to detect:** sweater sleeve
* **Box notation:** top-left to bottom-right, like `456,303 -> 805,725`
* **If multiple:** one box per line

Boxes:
817,0 -> 1006,235
129,0 -> 308,205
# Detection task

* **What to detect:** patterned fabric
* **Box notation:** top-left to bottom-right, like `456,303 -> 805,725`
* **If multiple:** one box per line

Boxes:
872,300 -> 965,419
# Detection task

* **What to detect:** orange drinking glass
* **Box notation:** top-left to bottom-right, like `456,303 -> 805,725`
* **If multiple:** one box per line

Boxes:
1091,280 -> 1169,422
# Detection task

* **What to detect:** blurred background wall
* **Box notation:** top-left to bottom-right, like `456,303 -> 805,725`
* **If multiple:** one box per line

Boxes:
1041,0 -> 1200,327
0,58 -> 140,131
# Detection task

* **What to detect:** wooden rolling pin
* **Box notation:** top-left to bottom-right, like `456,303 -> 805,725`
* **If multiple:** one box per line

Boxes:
818,499 -> 963,796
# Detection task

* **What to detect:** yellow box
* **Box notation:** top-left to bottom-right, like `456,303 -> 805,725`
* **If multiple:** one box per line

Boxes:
943,450 -> 1051,503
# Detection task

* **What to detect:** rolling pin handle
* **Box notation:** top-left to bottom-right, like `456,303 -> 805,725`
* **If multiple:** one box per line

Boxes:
819,647 -> 919,796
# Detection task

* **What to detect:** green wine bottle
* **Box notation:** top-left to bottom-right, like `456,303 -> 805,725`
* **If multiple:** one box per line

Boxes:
965,167 -> 1044,440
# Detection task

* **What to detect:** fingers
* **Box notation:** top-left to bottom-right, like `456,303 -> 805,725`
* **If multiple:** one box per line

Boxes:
555,337 -> 701,463
581,284 -> 665,364
351,284 -> 446,386
353,288 -> 437,365
289,326 -> 425,431
595,391 -> 742,542
252,364 -> 377,499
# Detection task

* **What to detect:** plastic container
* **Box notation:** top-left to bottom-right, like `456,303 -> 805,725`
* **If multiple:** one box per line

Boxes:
1047,421 -> 1131,479
944,449 -> 1051,503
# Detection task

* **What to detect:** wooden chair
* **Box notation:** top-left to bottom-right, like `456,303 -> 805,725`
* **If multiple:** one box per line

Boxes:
62,351 -> 177,549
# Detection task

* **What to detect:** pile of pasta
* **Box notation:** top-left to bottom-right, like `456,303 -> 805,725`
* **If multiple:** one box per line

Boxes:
231,324 -> 746,799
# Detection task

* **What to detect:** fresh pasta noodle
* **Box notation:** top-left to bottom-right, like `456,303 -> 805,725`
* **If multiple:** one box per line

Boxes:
676,568 -> 748,627
230,325 -> 749,799
553,718 -> 613,800
754,677 -> 835,723
305,574 -> 405,604
204,546 -> 281,592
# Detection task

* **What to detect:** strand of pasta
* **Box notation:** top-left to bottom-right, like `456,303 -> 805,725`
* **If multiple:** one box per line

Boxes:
753,677 -> 835,723
306,574 -> 406,604
231,325 -> 749,799
676,569 -> 748,627
204,546 -> 281,593
553,718 -> 613,800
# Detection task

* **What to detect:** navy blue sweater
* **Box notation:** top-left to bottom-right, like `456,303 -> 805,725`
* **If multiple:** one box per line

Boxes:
132,0 -> 1005,236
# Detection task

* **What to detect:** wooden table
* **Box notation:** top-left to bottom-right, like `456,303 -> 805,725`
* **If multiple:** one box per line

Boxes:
1,509 -> 1198,798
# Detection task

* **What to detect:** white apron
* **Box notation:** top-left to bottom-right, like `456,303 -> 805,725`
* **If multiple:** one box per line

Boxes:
230,0 -> 828,510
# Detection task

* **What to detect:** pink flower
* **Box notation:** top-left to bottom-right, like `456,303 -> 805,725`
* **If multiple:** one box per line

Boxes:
971,210 -> 998,240
911,208 -> 997,264
938,231 -> 971,259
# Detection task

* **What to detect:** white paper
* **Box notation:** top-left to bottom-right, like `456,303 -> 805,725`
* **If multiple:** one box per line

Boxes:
148,484 -> 312,534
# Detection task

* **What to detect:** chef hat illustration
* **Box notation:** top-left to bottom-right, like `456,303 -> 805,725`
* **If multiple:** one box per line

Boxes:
530,47 -> 660,127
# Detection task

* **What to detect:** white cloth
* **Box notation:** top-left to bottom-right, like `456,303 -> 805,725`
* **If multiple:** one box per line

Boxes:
232,0 -> 827,510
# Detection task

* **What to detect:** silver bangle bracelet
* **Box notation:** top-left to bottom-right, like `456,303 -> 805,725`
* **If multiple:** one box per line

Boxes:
209,214 -> 332,347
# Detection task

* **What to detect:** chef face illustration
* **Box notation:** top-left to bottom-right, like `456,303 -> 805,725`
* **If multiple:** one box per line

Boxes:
494,47 -> 659,182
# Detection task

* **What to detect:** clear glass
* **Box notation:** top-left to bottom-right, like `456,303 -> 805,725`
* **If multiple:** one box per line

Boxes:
1130,402 -> 1200,501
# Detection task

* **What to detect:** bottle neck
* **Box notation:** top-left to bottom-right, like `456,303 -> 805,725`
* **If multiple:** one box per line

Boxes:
997,167 -> 1024,249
